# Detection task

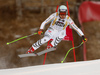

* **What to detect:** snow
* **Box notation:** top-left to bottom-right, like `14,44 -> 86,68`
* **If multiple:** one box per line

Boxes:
0,59 -> 100,75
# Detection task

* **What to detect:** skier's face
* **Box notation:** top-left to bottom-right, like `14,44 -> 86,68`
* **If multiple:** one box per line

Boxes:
60,14 -> 66,19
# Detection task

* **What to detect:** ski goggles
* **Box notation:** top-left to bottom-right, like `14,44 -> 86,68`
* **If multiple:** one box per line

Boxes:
59,12 -> 66,15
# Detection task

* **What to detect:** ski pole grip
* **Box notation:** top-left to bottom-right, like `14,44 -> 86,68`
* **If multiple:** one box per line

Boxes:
41,32 -> 43,35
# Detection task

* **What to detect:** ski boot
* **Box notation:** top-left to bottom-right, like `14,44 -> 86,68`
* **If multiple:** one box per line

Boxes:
26,47 -> 35,54
47,44 -> 57,49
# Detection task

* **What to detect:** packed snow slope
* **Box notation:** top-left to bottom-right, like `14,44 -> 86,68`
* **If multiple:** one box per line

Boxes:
0,59 -> 100,75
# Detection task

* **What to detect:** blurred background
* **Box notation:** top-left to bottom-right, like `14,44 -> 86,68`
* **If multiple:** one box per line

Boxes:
0,0 -> 100,69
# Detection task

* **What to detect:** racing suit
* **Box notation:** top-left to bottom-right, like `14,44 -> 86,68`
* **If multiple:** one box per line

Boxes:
32,12 -> 84,50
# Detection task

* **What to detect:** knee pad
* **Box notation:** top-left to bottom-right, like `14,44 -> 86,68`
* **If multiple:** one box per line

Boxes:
59,31 -> 66,38
41,36 -> 51,44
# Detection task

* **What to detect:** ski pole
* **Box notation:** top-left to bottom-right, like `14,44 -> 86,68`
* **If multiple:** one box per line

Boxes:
6,32 -> 43,45
61,42 -> 84,63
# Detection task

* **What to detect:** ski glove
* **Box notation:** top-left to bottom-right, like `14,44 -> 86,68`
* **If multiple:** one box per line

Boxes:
82,36 -> 87,42
38,29 -> 43,35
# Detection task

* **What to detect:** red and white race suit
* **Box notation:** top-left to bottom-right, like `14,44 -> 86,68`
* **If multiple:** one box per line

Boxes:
32,12 -> 84,50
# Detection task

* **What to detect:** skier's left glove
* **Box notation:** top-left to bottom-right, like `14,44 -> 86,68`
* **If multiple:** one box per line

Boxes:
38,29 -> 43,35
82,36 -> 87,42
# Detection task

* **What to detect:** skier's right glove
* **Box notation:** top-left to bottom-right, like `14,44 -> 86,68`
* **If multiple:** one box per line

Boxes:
82,36 -> 87,42
38,29 -> 43,35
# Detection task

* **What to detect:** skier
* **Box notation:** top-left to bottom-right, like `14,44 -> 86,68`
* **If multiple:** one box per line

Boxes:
26,5 -> 87,53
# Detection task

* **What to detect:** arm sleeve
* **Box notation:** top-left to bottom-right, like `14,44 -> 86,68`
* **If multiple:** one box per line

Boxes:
68,17 -> 84,36
40,13 -> 55,29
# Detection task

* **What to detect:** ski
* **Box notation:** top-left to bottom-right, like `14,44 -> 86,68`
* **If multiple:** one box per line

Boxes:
18,48 -> 56,58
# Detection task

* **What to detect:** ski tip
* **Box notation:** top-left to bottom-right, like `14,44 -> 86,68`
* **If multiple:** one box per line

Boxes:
18,55 -> 23,58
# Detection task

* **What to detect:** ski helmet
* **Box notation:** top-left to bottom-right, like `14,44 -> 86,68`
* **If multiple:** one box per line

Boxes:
58,5 -> 68,15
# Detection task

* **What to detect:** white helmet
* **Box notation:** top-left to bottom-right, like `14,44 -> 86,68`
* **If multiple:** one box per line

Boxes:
58,5 -> 68,15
